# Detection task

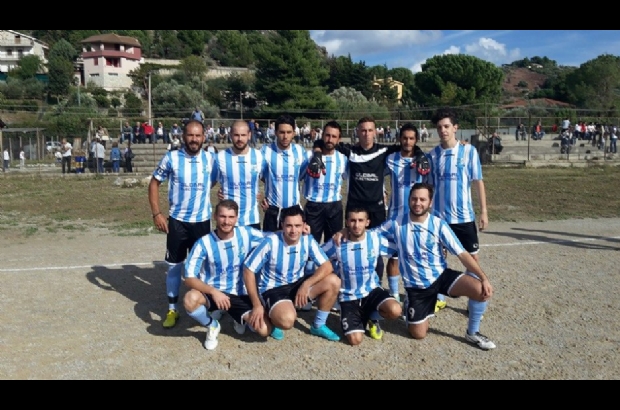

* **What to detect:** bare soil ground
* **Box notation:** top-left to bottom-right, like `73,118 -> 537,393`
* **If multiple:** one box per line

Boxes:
1,218 -> 619,380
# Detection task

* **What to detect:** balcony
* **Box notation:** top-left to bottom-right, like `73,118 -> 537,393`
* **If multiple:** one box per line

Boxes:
82,50 -> 141,61
0,41 -> 34,48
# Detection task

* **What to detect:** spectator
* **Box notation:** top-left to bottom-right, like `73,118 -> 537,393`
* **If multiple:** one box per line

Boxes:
168,134 -> 181,151
110,142 -> 122,174
532,121 -> 545,140
170,123 -> 182,141
488,132 -> 503,154
609,125 -> 617,154
3,148 -> 10,172
191,107 -> 205,124
93,137 -> 106,174
156,121 -> 166,144
19,147 -> 25,169
133,121 -> 144,144
420,124 -> 429,142
218,123 -> 227,144
124,142 -> 134,173
61,138 -> 72,175
122,121 -> 134,144
143,122 -> 155,144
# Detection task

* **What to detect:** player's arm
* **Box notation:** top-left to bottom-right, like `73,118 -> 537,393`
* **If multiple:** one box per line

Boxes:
473,180 -> 488,231
243,240 -> 270,330
148,177 -> 168,234
295,259 -> 334,309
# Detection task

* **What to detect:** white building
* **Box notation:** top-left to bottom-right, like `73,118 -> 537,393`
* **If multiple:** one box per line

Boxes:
80,33 -> 143,91
0,30 -> 49,74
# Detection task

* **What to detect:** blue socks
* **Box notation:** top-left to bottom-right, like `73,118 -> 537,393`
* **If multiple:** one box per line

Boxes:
388,276 -> 400,297
467,299 -> 488,335
370,310 -> 382,322
166,263 -> 184,310
437,294 -> 446,302
188,305 -> 216,327
313,310 -> 330,329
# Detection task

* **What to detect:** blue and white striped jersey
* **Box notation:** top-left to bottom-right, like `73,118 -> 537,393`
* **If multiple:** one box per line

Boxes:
377,214 -> 465,290
303,151 -> 348,203
261,143 -> 312,208
244,232 -> 329,294
427,143 -> 483,224
184,227 -> 268,296
322,231 -> 395,302
214,148 -> 264,226
386,151 -> 428,220
152,149 -> 216,223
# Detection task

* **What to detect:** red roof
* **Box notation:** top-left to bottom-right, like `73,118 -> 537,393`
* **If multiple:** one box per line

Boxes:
81,34 -> 141,48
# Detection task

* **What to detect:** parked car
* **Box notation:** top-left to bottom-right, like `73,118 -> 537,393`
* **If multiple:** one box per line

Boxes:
46,141 -> 62,153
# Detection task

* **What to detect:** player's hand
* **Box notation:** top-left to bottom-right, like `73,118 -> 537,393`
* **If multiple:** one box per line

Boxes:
332,229 -> 349,246
295,283 -> 311,309
480,279 -> 493,301
153,214 -> 168,234
217,188 -> 225,201
211,290 -> 231,311
479,211 -> 489,232
261,198 -> 269,212
248,306 -> 265,331
307,151 -> 326,179
412,151 -> 431,176
303,223 -> 311,235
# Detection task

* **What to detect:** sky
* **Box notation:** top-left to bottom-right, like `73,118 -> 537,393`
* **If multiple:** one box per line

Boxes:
309,30 -> 620,73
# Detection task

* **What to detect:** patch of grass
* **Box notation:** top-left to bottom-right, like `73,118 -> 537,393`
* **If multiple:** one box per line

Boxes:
25,227 -> 38,236
1,166 -> 619,231
61,225 -> 78,231
45,227 -> 58,233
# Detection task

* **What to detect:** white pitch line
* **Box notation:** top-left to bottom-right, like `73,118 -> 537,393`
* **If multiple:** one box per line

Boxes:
0,236 -> 618,273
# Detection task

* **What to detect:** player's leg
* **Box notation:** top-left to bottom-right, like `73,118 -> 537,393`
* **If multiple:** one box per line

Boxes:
235,295 -> 273,338
340,301 -> 365,346
368,207 -> 387,284
162,218 -> 191,328
453,222 -> 494,349
263,285 -> 298,332
323,200 -> 344,244
387,256 -> 401,301
447,268 -> 496,351
404,286 -> 438,340
304,201 -> 325,244
307,273 -> 341,342
184,291 -> 221,350
262,206 -> 280,233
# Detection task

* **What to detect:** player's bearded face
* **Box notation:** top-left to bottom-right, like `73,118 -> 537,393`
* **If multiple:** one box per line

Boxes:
409,193 -> 431,217
184,125 -> 205,154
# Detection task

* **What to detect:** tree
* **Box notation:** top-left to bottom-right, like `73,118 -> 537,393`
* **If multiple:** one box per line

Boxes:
47,39 -> 78,101
210,30 -> 254,67
328,86 -> 390,120
412,54 -> 504,107
48,38 -> 78,62
151,79 -> 219,118
564,54 -> 620,111
254,30 -> 335,112
12,55 -> 44,80
326,55 -> 372,98
180,55 -> 208,80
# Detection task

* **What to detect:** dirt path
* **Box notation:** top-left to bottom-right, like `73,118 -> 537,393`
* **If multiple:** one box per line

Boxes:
1,218 -> 619,380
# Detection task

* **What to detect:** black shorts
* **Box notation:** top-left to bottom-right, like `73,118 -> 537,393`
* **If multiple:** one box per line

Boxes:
263,205 -> 303,233
166,218 -> 212,264
262,276 -> 313,315
346,203 -> 386,229
340,288 -> 395,336
206,294 -> 253,325
305,200 -> 344,243
449,222 -> 480,254
405,269 -> 464,324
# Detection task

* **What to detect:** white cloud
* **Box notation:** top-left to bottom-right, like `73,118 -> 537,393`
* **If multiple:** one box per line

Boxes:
410,46 -> 461,73
464,37 -> 520,64
310,30 -> 442,56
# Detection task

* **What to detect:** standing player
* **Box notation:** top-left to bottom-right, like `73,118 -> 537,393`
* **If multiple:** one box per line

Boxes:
243,207 -> 342,342
379,183 -> 495,350
322,207 -> 403,346
309,117 -> 401,283
427,108 -> 495,349
384,123 -> 430,301
261,114 -> 312,233
149,120 -> 217,329
303,121 -> 348,245
214,120 -> 265,230
184,200 -> 274,350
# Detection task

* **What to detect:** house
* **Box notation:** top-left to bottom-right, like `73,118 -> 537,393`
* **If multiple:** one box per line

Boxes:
372,76 -> 404,103
0,30 -> 49,76
80,34 -> 143,91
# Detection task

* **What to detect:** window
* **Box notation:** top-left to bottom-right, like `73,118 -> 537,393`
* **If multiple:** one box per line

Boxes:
15,35 -> 21,45
108,73 -> 118,76
90,73 -> 100,77
105,58 -> 120,68
115,44 -> 121,51
94,58 -> 99,66
7,49 -> 12,56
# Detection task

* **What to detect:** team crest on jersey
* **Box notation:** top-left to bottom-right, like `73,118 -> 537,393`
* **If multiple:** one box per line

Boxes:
369,249 -> 377,259
456,158 -> 466,168
251,165 -> 260,176
239,246 -> 246,255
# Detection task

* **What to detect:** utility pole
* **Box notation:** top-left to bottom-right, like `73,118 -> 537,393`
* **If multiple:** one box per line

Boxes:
148,72 -> 152,125
240,91 -> 244,120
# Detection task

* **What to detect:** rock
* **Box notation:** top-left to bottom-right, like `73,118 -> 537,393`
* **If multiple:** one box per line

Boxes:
113,178 -> 123,186
122,178 -> 140,188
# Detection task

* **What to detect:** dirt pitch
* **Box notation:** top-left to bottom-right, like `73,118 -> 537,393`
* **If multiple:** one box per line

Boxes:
0,218 -> 619,380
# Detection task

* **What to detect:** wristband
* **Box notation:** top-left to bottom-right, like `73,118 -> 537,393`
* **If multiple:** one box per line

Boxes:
152,212 -> 162,219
